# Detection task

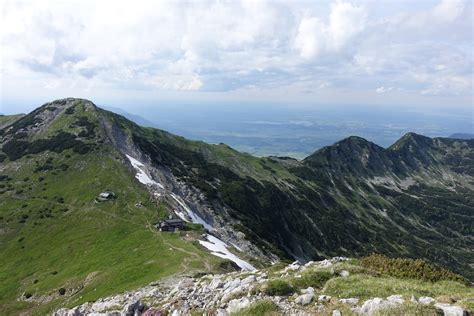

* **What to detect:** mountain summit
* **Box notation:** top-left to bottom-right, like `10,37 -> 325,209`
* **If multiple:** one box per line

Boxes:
1,99 -> 473,313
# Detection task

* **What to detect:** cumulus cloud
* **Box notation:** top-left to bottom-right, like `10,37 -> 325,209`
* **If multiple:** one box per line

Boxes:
376,86 -> 394,94
294,1 -> 366,59
432,0 -> 465,22
0,0 -> 472,105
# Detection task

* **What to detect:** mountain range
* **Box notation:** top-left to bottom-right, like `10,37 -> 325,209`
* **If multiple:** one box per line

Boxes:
1,98 -> 473,314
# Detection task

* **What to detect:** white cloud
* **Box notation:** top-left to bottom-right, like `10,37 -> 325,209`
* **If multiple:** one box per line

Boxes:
294,1 -> 366,59
376,86 -> 394,94
294,17 -> 327,59
0,0 -> 472,106
432,0 -> 465,22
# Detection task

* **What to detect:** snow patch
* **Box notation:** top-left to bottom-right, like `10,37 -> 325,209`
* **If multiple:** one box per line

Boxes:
126,155 -> 164,189
170,193 -> 213,231
199,235 -> 255,271
126,155 -> 251,271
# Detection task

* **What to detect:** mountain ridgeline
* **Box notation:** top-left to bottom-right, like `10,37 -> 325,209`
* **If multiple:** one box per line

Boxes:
1,99 -> 473,294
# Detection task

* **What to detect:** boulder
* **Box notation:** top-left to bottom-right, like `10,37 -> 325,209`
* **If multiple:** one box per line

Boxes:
223,279 -> 241,293
241,275 -> 256,285
339,270 -> 350,278
332,310 -> 342,316
227,297 -> 250,314
339,298 -> 358,305
419,296 -> 436,305
283,262 -> 301,272
386,295 -> 404,305
125,300 -> 147,315
209,277 -> 223,290
295,293 -> 314,306
360,297 -> 399,315
301,287 -> 315,294
216,308 -> 229,316
319,260 -> 333,267
434,303 -> 466,316
318,295 -> 332,302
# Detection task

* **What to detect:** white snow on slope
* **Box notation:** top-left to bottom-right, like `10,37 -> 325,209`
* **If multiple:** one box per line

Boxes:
125,154 -> 252,270
170,193 -> 213,231
199,235 -> 255,271
126,155 -> 164,189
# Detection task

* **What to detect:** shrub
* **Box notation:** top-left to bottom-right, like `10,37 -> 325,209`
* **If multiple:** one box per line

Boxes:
263,280 -> 295,296
233,300 -> 279,316
58,163 -> 69,171
293,269 -> 333,289
361,254 -> 468,284
58,288 -> 66,295
65,107 -> 75,115
3,131 -> 91,160
24,292 -> 32,299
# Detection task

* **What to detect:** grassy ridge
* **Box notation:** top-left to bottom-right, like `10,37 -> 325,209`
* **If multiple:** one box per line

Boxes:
0,148 -> 223,314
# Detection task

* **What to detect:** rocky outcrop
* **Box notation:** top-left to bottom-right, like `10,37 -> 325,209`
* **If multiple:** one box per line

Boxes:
54,258 -> 468,316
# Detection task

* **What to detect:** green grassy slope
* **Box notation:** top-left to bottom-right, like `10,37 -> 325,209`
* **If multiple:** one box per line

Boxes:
0,114 -> 24,129
0,101 -> 224,314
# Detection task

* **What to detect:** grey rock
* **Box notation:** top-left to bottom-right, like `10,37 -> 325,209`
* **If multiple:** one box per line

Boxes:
295,293 -> 314,306
300,287 -> 315,294
318,295 -> 332,302
386,295 -> 404,305
434,303 -> 466,316
339,297 -> 358,305
360,297 -> 399,315
216,308 -> 229,316
332,310 -> 342,316
227,297 -> 250,314
419,296 -> 436,305
125,300 -> 146,315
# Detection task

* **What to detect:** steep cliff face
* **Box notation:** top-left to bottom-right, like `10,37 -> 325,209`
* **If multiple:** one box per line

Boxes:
1,98 -> 473,313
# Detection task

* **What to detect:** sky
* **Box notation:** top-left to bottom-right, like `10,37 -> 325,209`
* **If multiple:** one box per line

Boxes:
1,0 -> 473,114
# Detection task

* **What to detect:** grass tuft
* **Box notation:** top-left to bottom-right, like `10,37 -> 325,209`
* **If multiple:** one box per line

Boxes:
233,300 -> 280,316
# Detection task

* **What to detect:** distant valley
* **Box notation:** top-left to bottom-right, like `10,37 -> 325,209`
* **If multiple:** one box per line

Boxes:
96,103 -> 473,159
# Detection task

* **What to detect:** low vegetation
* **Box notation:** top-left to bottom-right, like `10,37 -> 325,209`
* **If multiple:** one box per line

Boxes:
233,300 -> 279,316
263,280 -> 295,296
361,254 -> 468,284
0,147 -> 225,315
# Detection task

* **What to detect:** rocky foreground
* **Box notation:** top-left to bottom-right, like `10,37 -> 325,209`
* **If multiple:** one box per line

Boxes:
55,257 -> 471,316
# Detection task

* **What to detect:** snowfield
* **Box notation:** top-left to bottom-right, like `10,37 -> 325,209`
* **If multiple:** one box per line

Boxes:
126,155 -> 164,189
126,154 -> 253,270
199,235 -> 255,271
170,193 -> 213,231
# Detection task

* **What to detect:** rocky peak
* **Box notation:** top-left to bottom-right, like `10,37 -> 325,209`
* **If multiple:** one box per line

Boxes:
389,132 -> 434,152
303,136 -> 389,174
